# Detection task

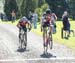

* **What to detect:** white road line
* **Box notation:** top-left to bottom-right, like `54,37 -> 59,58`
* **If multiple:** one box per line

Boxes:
0,57 -> 75,61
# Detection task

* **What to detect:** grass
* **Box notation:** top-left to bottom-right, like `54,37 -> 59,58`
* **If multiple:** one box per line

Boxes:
0,20 -> 75,49
32,21 -> 75,49
53,21 -> 75,49
0,19 -> 18,25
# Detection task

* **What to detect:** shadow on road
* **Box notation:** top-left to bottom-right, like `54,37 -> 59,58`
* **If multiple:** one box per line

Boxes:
17,48 -> 29,53
40,53 -> 56,58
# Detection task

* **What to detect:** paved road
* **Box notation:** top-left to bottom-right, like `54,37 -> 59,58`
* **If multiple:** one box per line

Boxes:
0,23 -> 75,63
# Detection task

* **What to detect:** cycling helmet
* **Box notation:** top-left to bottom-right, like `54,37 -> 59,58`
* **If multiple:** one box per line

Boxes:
43,12 -> 46,16
46,9 -> 52,14
22,16 -> 27,20
20,16 -> 28,22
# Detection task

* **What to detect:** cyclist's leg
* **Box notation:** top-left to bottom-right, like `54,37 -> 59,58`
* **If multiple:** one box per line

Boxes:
43,27 -> 46,47
43,27 -> 45,53
43,27 -> 48,53
19,28 -> 22,48
48,26 -> 53,49
50,25 -> 53,34
24,32 -> 27,46
19,28 -> 21,43
44,27 -> 50,53
24,31 -> 27,49
21,29 -> 25,48
42,24 -> 47,46
45,27 -> 49,53
43,28 -> 45,46
49,33 -> 53,49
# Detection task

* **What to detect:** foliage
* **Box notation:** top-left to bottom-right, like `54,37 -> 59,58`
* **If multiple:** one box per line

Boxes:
41,3 -> 49,11
3,0 -> 75,20
68,0 -> 75,20
38,0 -> 45,7
20,0 -> 37,18
35,3 -> 49,21
45,0 -> 69,19
4,0 -> 19,20
35,8 -> 43,21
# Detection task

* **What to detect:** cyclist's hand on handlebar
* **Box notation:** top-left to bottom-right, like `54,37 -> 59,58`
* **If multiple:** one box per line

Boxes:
29,28 -> 31,32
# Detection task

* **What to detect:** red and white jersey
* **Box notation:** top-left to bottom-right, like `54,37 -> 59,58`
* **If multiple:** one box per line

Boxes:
19,16 -> 29,26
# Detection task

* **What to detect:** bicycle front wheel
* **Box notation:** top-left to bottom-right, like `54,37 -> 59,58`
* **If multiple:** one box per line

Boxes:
49,33 -> 53,49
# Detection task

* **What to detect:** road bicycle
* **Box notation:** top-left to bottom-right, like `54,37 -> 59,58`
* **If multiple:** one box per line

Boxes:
19,28 -> 27,49
43,25 -> 53,54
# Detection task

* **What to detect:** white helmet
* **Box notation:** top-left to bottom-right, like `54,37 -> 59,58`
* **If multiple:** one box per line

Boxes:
22,16 -> 26,20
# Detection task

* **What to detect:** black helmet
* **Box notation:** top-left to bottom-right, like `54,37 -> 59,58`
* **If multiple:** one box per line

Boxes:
46,9 -> 52,14
43,12 -> 46,16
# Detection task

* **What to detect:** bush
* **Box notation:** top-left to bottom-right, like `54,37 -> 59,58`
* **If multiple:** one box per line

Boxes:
35,3 -> 49,22
41,3 -> 49,11
4,0 -> 19,20
35,8 -> 43,22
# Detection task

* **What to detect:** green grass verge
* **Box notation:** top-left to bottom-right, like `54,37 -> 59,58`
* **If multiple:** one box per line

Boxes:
32,21 -> 75,49
0,20 -> 75,49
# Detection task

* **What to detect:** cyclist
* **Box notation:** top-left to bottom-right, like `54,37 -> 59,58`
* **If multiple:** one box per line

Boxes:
17,16 -> 32,49
41,9 -> 53,54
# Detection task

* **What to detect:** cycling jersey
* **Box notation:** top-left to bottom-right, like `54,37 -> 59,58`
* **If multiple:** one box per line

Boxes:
19,21 -> 27,27
18,16 -> 30,32
46,14 -> 51,22
19,17 -> 29,27
42,14 -> 51,27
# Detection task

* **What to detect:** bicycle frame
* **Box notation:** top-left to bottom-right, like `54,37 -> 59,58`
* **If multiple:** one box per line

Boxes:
47,26 -> 53,48
19,28 -> 27,49
43,26 -> 53,54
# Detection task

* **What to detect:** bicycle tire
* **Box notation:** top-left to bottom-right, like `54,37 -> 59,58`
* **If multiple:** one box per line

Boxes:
49,33 -> 53,49
19,29 -> 25,49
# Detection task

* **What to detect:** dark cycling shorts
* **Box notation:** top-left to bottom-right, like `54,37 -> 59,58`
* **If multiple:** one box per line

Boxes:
20,26 -> 27,32
42,21 -> 50,27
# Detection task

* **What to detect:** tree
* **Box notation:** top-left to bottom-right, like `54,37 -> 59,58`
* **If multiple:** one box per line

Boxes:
38,0 -> 45,7
68,0 -> 75,20
21,0 -> 37,18
45,0 -> 68,19
16,0 -> 23,9
4,0 -> 19,20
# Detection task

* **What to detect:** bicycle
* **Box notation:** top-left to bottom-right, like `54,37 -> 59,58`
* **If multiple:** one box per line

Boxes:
43,25 -> 53,54
19,27 -> 27,49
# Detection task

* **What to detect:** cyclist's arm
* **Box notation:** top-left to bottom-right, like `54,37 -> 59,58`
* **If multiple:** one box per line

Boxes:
54,14 -> 57,21
17,21 -> 21,28
27,20 -> 32,30
17,19 -> 23,28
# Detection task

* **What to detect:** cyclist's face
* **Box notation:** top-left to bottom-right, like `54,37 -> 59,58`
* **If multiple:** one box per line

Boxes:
46,13 -> 51,15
